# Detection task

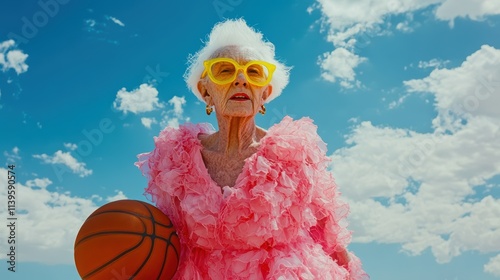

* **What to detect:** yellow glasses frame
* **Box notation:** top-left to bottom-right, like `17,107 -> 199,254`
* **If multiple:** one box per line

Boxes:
201,58 -> 276,86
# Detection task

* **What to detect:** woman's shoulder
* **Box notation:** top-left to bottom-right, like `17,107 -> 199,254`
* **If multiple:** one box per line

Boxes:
155,122 -> 216,145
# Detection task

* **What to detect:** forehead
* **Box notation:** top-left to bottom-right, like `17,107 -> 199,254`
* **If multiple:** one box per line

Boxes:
209,45 -> 262,62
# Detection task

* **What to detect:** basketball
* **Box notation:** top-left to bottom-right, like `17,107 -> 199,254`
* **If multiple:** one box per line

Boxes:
74,199 -> 180,280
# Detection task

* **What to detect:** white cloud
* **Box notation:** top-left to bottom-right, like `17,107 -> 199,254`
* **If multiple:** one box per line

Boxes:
405,45 -> 500,132
0,39 -> 15,52
113,83 -> 162,114
0,39 -> 29,75
396,20 -> 413,33
0,168 -> 128,265
4,146 -> 21,163
485,254 -> 500,277
64,142 -> 78,151
159,96 -> 189,129
388,94 -> 409,109
417,58 -> 450,69
318,48 -> 366,88
435,0 -> 500,27
161,117 -> 180,129
330,46 -> 500,267
141,117 -> 157,129
310,0 -> 500,86
105,190 -> 128,202
25,178 -> 53,189
33,150 -> 92,177
169,96 -> 186,117
312,0 -> 500,41
333,118 -> 500,263
108,16 -> 125,27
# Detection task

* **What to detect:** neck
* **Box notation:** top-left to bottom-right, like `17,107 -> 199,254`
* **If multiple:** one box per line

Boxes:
214,114 -> 260,155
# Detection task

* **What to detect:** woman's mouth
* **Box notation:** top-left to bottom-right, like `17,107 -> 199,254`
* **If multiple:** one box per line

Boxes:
230,93 -> 250,101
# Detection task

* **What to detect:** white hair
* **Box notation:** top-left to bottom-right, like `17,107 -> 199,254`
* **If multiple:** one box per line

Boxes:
184,18 -> 291,103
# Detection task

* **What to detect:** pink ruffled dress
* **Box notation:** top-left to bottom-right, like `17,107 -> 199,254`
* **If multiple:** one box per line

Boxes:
136,117 -> 368,280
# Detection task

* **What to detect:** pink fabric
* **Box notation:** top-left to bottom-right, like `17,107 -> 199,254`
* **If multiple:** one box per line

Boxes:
136,116 -> 369,280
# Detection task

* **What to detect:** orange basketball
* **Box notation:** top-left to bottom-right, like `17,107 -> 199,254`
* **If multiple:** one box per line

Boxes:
74,199 -> 180,280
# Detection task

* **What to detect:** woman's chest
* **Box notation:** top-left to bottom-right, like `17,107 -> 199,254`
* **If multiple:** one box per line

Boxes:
201,151 -> 250,188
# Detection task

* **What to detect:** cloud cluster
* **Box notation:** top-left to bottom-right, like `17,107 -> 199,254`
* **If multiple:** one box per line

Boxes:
113,82 -> 188,129
0,168 -> 128,265
330,45 -> 500,275
318,47 -> 366,88
0,40 -> 29,75
485,254 -> 500,277
310,0 -> 500,88
33,150 -> 93,178
435,0 -> 500,27
405,45 -> 500,132
113,83 -> 162,114
159,96 -> 188,129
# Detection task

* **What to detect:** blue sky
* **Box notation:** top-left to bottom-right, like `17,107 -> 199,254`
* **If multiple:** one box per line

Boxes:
1,0 -> 500,279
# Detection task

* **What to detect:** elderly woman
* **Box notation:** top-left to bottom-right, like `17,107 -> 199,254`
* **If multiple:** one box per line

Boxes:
137,19 -> 368,279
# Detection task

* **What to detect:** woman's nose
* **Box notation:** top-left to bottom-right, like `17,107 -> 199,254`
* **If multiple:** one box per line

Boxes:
233,71 -> 248,87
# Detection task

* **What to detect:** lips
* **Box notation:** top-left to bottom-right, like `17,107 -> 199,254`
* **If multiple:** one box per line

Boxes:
230,93 -> 250,101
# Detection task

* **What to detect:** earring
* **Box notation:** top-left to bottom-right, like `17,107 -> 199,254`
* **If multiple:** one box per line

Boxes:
259,105 -> 266,115
206,104 -> 213,115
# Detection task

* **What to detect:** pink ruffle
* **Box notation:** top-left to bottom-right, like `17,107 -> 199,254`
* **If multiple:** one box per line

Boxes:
136,117 -> 368,279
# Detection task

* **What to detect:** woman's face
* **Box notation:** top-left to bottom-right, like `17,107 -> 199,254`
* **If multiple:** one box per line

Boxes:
197,46 -> 273,118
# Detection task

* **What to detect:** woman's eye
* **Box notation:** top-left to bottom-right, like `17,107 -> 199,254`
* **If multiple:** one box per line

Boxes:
247,67 -> 261,75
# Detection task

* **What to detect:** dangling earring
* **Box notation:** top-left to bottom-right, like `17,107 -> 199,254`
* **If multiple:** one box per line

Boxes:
206,104 -> 213,115
259,105 -> 266,115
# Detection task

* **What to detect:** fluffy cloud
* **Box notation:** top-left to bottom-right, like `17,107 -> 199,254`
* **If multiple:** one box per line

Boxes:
105,190 -> 127,202
318,48 -> 366,88
113,83 -> 162,114
0,39 -> 29,74
25,178 -> 53,189
0,169 -> 128,265
33,150 -> 92,177
136,96 -> 188,129
435,0 -> 500,27
160,96 -> 189,129
331,45 -> 500,274
485,254 -> 500,277
141,117 -> 157,129
310,0 -> 500,87
64,142 -> 78,151
405,45 -> 500,133
169,96 -> 186,117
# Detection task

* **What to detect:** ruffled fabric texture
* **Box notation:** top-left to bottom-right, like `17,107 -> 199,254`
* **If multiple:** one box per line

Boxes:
136,116 -> 369,280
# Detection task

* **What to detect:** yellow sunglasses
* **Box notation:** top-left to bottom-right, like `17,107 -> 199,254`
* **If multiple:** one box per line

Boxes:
201,58 -> 276,86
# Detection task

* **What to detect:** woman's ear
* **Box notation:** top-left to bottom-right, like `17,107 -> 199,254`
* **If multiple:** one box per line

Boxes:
197,81 -> 208,97
262,85 -> 273,101
198,81 -> 212,104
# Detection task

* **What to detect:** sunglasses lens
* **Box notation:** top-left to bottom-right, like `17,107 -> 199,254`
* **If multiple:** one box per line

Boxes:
210,61 -> 236,83
246,63 -> 269,85
209,60 -> 271,85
